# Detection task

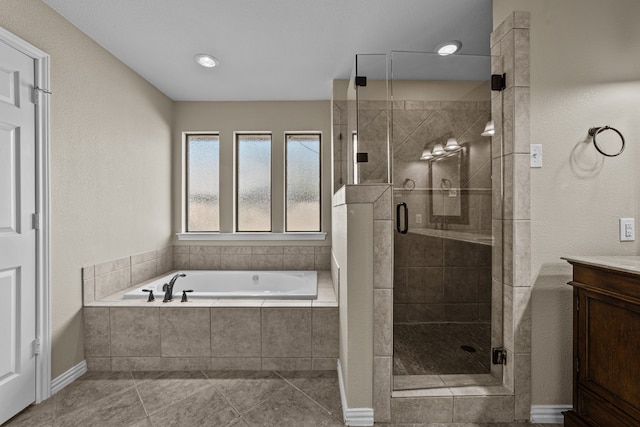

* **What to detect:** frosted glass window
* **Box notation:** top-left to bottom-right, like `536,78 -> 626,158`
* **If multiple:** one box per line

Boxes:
186,134 -> 219,231
236,134 -> 271,231
286,134 -> 321,232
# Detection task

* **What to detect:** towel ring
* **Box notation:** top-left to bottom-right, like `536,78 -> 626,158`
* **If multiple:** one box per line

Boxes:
402,178 -> 415,191
588,126 -> 625,157
440,178 -> 452,192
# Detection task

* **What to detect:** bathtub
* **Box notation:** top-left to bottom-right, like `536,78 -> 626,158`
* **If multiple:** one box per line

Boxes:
123,270 -> 318,300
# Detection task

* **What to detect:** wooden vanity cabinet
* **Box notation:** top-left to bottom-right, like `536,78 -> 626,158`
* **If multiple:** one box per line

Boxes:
564,261 -> 640,427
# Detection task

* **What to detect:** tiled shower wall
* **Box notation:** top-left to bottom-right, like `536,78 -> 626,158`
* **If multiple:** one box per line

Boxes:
83,245 -> 331,304
394,234 -> 491,324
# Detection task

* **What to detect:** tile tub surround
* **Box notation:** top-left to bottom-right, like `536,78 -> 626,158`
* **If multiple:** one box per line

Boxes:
173,245 -> 332,271
83,247 -> 174,305
83,245 -> 331,305
83,271 -> 338,371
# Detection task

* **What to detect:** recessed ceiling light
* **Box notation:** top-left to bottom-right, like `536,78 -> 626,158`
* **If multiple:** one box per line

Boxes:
435,40 -> 462,56
194,53 -> 219,68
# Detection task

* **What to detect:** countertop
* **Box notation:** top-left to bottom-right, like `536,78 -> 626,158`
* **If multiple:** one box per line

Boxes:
562,256 -> 640,276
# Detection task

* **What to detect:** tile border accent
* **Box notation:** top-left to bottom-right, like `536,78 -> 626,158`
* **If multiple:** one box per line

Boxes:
338,359 -> 375,426
51,360 -> 87,395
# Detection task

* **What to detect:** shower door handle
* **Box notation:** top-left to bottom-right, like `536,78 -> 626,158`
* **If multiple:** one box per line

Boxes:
396,202 -> 408,234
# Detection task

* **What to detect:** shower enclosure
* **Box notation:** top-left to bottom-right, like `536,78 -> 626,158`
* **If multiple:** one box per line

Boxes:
333,51 -> 502,391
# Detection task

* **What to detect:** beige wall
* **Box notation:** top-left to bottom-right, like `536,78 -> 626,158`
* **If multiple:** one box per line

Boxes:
172,101 -> 332,242
0,1 -> 173,377
494,0 -> 640,405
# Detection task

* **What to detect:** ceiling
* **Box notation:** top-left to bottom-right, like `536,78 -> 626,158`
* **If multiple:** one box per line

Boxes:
42,0 -> 493,101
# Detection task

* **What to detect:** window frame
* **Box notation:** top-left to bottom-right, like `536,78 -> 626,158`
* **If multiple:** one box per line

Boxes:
284,132 -> 322,232
177,129 -> 327,241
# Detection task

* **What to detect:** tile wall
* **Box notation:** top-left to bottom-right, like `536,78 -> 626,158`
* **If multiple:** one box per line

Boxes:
173,245 -> 331,271
84,304 -> 338,372
491,11 -> 532,421
82,247 -> 174,305
394,234 -> 491,324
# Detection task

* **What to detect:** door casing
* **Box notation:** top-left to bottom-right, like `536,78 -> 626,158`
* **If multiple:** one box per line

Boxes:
0,26 -> 51,404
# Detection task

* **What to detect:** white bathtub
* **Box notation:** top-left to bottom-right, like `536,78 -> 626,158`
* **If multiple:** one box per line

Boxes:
123,270 -> 318,300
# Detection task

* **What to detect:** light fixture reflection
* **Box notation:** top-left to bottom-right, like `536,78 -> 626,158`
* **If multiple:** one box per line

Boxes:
445,137 -> 460,151
432,143 -> 445,156
481,120 -> 495,137
420,148 -> 433,160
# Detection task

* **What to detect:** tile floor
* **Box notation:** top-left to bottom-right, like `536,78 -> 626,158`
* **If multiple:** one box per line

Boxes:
4,370 -> 564,427
394,323 -> 491,376
4,370 -> 343,427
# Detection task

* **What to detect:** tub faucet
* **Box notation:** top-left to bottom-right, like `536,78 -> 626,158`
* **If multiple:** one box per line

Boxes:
162,273 -> 186,302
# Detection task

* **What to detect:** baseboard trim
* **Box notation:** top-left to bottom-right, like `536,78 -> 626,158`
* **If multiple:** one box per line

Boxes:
337,359 -> 374,426
51,360 -> 87,395
530,405 -> 572,423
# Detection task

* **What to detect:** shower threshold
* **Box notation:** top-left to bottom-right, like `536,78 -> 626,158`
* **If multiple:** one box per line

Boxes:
392,373 -> 510,398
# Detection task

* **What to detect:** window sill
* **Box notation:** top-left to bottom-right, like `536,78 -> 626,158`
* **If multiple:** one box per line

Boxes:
176,232 -> 327,241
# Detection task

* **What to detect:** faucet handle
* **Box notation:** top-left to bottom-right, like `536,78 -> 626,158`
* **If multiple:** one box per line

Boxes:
142,289 -> 155,302
181,290 -> 194,303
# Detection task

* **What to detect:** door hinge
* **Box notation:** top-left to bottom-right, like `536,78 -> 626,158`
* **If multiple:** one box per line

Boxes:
576,295 -> 580,311
33,338 -> 41,356
492,347 -> 507,365
32,213 -> 40,230
491,73 -> 506,91
576,355 -> 580,373
33,86 -> 52,105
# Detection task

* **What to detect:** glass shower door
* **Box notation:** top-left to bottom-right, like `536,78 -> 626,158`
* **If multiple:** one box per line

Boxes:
389,50 -> 501,388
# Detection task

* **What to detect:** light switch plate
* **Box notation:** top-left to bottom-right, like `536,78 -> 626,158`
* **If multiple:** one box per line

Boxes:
530,144 -> 542,168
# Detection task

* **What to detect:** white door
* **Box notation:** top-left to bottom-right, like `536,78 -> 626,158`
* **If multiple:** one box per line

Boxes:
0,38 -> 37,425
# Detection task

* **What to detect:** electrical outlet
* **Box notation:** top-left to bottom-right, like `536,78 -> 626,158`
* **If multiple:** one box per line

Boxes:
416,214 -> 422,224
619,218 -> 635,241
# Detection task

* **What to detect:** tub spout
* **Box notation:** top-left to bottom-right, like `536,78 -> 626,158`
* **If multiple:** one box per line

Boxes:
162,273 -> 186,302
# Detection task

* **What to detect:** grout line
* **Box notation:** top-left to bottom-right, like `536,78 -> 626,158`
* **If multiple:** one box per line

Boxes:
274,371 -> 341,422
130,370 -> 151,418
202,370 -> 243,420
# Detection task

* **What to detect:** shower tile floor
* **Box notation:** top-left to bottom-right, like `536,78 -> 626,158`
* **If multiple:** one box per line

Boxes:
393,323 -> 491,376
